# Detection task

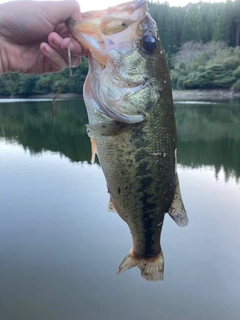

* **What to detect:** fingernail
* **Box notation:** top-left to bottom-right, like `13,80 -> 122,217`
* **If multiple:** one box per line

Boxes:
52,38 -> 60,46
42,45 -> 49,54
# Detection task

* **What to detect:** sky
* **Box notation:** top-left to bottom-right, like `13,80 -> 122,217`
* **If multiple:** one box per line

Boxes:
0,0 -> 226,12
79,0 -> 226,12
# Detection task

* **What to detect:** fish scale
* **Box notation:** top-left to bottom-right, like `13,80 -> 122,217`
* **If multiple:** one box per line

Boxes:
67,0 -> 188,281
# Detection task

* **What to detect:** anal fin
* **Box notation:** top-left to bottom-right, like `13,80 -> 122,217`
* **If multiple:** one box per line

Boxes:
108,200 -> 116,212
168,173 -> 189,227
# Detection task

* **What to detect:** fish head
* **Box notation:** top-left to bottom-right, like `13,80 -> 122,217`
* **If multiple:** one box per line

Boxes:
67,0 -> 168,124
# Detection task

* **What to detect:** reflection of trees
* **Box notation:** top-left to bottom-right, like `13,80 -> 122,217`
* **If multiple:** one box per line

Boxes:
0,100 -> 240,181
174,102 -> 240,181
0,99 -> 91,163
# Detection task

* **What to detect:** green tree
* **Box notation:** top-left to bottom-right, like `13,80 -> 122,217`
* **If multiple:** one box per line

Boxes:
181,5 -> 201,44
232,0 -> 240,46
214,0 -> 233,45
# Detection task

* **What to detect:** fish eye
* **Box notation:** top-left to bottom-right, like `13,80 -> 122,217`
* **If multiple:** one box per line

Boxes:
143,35 -> 157,54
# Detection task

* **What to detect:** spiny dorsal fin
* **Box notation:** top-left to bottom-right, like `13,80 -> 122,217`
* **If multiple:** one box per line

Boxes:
168,173 -> 188,227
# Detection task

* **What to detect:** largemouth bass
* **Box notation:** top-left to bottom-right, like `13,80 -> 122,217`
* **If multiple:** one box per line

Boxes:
67,0 -> 188,281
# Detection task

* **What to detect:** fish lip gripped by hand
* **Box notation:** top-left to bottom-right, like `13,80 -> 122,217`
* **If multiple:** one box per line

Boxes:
66,0 -> 188,281
67,0 -> 157,124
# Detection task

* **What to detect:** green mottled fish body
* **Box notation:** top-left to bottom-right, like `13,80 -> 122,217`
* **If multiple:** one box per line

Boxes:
67,0 -> 188,281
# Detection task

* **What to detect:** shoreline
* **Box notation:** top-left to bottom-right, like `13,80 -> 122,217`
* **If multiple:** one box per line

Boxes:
1,90 -> 240,101
172,89 -> 240,101
0,92 -> 83,100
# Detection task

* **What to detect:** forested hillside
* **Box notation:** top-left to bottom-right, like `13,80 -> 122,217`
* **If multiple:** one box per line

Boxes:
149,0 -> 240,54
0,58 -> 89,97
1,0 -> 240,96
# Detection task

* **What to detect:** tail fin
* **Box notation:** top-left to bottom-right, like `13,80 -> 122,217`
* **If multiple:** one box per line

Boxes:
117,249 -> 164,281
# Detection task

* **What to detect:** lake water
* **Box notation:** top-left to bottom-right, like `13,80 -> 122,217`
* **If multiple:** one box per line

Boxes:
0,99 -> 240,320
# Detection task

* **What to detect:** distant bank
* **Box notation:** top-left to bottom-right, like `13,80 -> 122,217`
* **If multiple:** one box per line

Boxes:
172,90 -> 240,101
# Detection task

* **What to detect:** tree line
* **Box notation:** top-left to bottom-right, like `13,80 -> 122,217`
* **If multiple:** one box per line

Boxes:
1,0 -> 240,96
149,0 -> 240,54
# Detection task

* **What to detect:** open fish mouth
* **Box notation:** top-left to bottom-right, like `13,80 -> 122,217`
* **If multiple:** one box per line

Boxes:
67,0 -> 161,124
67,0 -> 147,65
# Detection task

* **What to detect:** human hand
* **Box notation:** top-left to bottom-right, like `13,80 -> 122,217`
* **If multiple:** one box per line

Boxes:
0,1 -> 87,74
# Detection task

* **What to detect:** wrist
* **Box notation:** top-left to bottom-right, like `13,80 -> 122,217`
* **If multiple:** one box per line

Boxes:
0,41 -> 3,74
0,38 -> 10,74
0,57 -> 4,75
0,39 -> 6,74
0,10 -> 6,75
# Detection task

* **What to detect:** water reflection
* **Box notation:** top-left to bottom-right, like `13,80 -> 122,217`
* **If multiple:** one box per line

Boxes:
0,99 -> 91,162
174,101 -> 240,181
0,99 -> 240,180
1,99 -> 240,320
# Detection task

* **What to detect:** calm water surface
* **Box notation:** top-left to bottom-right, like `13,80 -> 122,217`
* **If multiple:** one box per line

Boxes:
0,99 -> 240,320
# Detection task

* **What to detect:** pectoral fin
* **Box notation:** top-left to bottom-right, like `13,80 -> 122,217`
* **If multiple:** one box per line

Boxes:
168,173 -> 188,227
90,138 -> 98,164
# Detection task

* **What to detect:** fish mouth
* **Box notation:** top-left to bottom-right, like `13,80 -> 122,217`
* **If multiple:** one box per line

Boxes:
66,0 -> 147,65
67,0 -> 160,124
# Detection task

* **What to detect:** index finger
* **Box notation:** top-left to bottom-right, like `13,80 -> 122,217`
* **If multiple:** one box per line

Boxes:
39,1 -> 82,25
